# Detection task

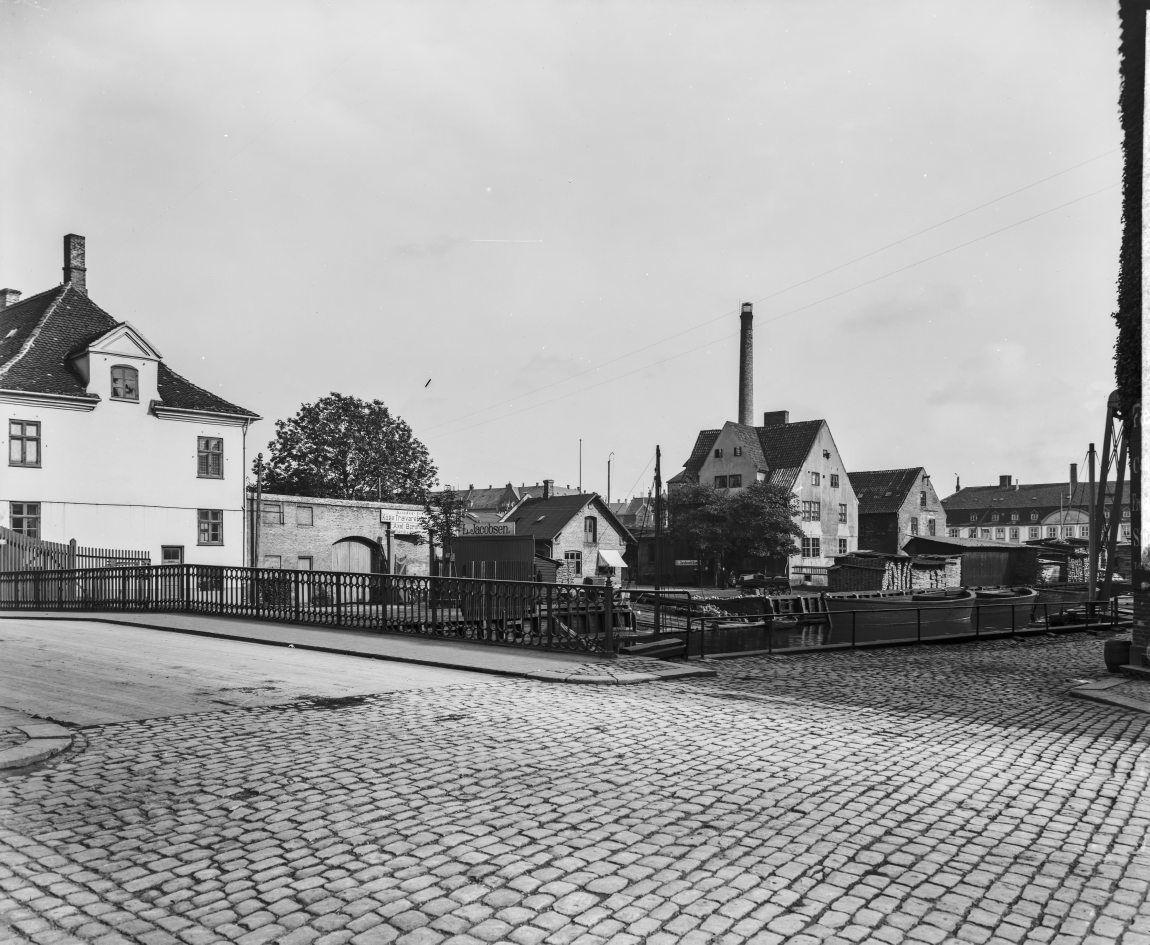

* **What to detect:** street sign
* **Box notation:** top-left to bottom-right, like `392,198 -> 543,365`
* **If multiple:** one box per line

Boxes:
675,559 -> 698,566
379,507 -> 425,533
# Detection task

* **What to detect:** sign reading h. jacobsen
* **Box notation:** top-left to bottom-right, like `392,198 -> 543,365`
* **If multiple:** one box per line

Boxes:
459,522 -> 517,536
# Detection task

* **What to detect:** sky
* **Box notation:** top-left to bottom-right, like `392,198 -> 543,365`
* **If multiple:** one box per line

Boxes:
0,0 -> 1124,502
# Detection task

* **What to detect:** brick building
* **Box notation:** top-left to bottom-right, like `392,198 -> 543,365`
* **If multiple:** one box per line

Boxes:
942,470 -> 1130,544
848,467 -> 945,553
251,492 -> 430,576
500,484 -> 633,584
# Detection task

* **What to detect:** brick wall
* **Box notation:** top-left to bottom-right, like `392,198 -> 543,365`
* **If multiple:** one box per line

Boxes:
550,502 -> 630,584
253,494 -> 430,576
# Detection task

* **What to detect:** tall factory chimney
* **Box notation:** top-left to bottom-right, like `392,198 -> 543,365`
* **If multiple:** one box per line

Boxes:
738,302 -> 753,425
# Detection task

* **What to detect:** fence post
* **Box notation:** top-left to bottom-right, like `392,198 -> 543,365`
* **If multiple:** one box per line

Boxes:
916,607 -> 922,644
68,538 -> 77,571
293,570 -> 301,622
336,575 -> 344,627
603,578 -> 615,656
974,603 -> 980,639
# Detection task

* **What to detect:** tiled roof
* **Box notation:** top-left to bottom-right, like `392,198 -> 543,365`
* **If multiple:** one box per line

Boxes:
849,468 -> 924,515
903,535 -> 1034,551
502,493 -> 634,544
0,283 -> 257,417
677,419 -> 825,492
942,481 -> 1129,512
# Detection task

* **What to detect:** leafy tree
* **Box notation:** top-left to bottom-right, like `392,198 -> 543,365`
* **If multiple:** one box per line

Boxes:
421,488 -> 469,548
669,481 -> 802,582
259,393 -> 437,502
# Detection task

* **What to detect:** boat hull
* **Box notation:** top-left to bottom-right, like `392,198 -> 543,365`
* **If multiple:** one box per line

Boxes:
823,590 -> 975,643
972,587 -> 1039,632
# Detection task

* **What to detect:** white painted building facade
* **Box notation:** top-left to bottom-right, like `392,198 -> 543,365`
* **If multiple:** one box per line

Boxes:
0,236 -> 259,565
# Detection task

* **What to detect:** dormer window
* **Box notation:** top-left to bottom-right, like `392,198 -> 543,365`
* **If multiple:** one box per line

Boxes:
111,365 -> 139,401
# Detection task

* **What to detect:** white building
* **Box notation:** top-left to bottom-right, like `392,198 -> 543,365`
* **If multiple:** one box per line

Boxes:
0,235 -> 259,565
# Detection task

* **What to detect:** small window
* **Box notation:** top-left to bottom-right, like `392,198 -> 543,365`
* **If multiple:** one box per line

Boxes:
1029,526 -> 1040,540
9,501 -> 40,538
1046,526 -> 1058,539
262,554 -> 282,569
838,538 -> 848,555
297,556 -> 314,570
584,516 -> 597,542
979,528 -> 991,540
1079,524 -> 1089,538
801,501 -> 821,522
8,420 -> 41,468
714,475 -> 728,489
1010,513 -> 1019,523
197,509 -> 224,545
1121,524 -> 1132,539
968,528 -> 978,539
261,502 -> 284,525
296,505 -> 314,526
755,471 -> 766,483
970,513 -> 977,522
990,513 -> 999,523
910,517 -> 919,536
995,527 -> 1005,540
830,474 -> 839,488
1061,526 -> 1075,539
714,448 -> 723,458
838,503 -> 847,524
197,437 -> 223,478
1030,512 -> 1039,522
919,491 -> 927,509
110,365 -> 139,401
565,550 -> 582,576
1008,527 -> 1019,541
733,446 -> 743,457
1123,509 -> 1131,520
927,518 -> 936,536
161,545 -> 184,565
948,528 -> 959,538
810,472 -> 820,487
801,536 -> 821,558
728,474 -> 742,488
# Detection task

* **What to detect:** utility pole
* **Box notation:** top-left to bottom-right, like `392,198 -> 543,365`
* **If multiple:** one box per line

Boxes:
579,438 -> 583,492
607,452 -> 614,504
1088,442 -> 1098,602
654,445 -> 663,633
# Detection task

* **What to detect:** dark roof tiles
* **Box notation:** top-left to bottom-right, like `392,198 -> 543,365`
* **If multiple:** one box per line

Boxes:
848,468 -> 925,514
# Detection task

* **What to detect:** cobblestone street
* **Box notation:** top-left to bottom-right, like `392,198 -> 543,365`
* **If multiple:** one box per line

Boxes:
2,632 -> 1149,945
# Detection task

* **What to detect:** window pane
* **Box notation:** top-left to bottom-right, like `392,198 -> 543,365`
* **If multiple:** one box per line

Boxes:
25,441 -> 38,464
9,440 -> 21,463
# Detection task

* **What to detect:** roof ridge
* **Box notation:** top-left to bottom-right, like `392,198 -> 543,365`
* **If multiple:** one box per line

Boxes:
0,284 -> 68,380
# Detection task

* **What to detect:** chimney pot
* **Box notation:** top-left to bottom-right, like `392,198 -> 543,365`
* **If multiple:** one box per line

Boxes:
63,234 -> 87,294
543,479 -> 553,499
1069,463 -> 1078,490
0,289 -> 21,310
999,475 -> 1012,488
738,302 -> 753,425
762,410 -> 790,426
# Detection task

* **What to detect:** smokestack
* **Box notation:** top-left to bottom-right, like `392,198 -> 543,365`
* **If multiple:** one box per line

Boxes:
0,289 -> 21,310
543,479 -> 553,500
63,234 -> 86,294
738,302 -> 753,425
1069,463 -> 1077,488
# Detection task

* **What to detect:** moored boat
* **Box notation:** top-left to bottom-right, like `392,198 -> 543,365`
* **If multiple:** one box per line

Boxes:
822,588 -> 975,643
972,586 -> 1038,632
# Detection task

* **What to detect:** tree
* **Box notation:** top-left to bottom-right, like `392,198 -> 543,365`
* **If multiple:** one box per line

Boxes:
422,488 -> 469,549
669,481 -> 802,583
259,393 -> 437,502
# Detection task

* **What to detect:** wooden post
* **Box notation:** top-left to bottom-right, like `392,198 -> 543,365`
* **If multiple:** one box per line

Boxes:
603,577 -> 615,656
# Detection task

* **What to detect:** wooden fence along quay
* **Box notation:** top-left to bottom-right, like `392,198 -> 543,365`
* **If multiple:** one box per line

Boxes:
0,526 -> 150,572
0,564 -> 631,653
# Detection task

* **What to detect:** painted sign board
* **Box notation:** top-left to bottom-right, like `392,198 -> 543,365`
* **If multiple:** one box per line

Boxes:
460,522 -> 517,537
675,559 -> 699,566
379,507 -> 425,534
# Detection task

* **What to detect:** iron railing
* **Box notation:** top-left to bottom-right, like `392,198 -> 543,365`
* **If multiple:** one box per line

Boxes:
0,565 -> 634,653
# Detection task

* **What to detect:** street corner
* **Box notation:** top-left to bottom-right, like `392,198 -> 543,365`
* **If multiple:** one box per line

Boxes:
0,712 -> 75,773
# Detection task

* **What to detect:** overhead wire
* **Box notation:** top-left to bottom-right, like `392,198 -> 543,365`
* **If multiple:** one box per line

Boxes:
422,149 -> 1119,435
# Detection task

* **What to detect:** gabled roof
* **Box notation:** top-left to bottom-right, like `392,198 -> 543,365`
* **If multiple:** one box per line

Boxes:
942,481 -> 1129,512
848,468 -> 925,515
0,283 -> 257,418
502,493 -> 634,544
755,420 -> 824,490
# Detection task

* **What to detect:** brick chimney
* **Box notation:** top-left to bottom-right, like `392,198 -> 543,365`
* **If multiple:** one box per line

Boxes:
738,302 -> 753,425
999,474 -> 1012,488
1069,463 -> 1077,489
0,289 -> 21,310
543,479 -> 553,499
762,410 -> 790,426
63,234 -> 86,294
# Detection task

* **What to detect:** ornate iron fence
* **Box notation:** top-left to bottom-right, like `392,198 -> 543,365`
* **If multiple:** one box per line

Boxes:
0,565 -> 634,653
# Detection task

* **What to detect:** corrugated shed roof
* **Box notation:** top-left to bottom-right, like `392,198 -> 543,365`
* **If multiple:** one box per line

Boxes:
848,468 -> 924,514
0,282 -> 257,417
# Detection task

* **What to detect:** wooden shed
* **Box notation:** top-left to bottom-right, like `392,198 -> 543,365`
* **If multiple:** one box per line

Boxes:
902,535 -> 1038,586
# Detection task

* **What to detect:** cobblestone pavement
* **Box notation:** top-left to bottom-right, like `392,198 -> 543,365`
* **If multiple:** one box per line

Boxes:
1,633 -> 1149,945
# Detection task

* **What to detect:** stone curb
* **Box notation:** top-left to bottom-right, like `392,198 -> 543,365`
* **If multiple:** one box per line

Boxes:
0,722 -> 73,772
0,613 -> 709,686
1068,678 -> 1150,715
